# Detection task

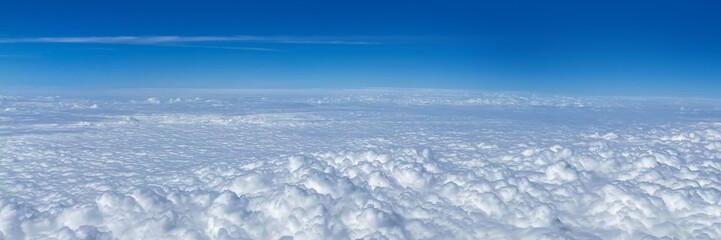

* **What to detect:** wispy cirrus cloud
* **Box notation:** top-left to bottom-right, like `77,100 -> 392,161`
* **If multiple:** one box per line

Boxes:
0,35 -> 378,45
0,54 -> 39,58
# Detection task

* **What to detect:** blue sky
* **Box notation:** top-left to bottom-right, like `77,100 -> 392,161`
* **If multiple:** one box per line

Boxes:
1,0 -> 720,97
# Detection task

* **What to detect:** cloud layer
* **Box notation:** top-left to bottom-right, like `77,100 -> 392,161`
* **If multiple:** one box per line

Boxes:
1,90 -> 720,239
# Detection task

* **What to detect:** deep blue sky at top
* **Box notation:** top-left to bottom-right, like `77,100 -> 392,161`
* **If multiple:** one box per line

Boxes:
1,0 -> 720,97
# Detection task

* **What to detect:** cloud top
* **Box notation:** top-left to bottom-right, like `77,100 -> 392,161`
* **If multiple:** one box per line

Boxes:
2,90 -> 721,239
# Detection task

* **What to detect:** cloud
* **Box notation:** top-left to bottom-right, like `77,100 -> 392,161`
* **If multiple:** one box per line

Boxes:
0,35 -> 378,45
0,35 -> 377,51
0,54 -> 37,58
164,44 -> 279,52
2,91 -> 721,239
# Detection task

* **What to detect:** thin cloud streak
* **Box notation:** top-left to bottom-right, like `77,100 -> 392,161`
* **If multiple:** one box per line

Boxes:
0,35 -> 379,45
163,44 -> 280,52
0,54 -> 40,58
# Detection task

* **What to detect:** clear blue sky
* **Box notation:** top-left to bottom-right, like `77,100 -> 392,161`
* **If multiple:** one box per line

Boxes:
1,0 -> 720,97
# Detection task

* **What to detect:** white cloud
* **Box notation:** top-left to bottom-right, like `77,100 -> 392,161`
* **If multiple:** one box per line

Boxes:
1,90 -> 720,239
0,35 -> 377,45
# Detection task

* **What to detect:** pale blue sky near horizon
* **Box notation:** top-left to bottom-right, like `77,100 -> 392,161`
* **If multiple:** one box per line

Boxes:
1,0 -> 720,97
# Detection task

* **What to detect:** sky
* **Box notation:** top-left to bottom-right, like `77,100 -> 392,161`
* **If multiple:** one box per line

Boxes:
1,0 -> 720,97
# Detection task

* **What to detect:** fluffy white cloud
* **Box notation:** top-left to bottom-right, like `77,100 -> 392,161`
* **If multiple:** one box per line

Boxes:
0,90 -> 720,239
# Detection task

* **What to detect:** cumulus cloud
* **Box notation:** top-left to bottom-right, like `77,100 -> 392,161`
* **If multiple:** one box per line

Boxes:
1,90 -> 720,239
